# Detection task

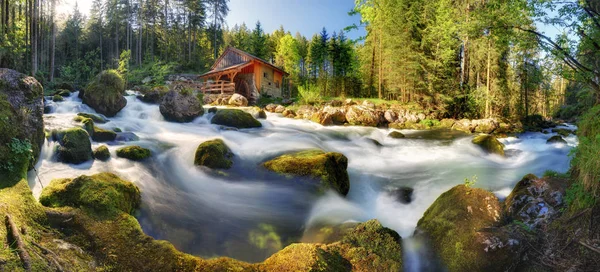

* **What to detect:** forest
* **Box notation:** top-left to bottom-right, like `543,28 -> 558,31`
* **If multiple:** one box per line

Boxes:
0,0 -> 598,121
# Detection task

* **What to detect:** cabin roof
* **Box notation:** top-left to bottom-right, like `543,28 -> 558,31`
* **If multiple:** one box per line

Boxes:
199,61 -> 253,78
207,47 -> 288,76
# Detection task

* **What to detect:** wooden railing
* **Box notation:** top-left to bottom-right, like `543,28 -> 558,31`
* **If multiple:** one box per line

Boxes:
172,80 -> 235,95
200,80 -> 235,95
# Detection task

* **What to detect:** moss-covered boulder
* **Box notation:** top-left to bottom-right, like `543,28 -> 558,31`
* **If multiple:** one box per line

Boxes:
0,69 -> 45,166
472,134 -> 505,156
416,185 -> 521,271
262,220 -> 402,271
77,112 -> 108,123
82,70 -> 127,117
56,128 -> 93,164
93,145 -> 111,161
263,149 -> 350,195
552,128 -> 572,137
52,94 -> 64,102
388,131 -> 405,139
194,139 -> 233,169
40,172 -> 141,216
503,174 -> 567,229
211,109 -> 262,129
546,135 -> 567,144
159,89 -> 204,122
57,89 -> 72,97
116,146 -> 151,161
91,126 -> 117,142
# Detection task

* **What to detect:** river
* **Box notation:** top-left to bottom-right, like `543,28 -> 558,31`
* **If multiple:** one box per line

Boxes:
28,91 -> 578,269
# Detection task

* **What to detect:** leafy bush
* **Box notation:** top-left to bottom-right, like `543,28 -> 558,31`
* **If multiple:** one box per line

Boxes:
543,170 -> 569,179
0,138 -> 32,174
419,119 -> 441,127
128,61 -> 176,87
565,182 -> 596,211
298,83 -> 321,105
569,104 -> 600,207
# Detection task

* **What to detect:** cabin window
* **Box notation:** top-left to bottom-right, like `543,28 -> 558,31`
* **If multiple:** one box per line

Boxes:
275,81 -> 280,88
263,72 -> 267,78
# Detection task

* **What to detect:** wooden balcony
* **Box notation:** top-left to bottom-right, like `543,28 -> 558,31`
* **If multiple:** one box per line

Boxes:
200,80 -> 235,95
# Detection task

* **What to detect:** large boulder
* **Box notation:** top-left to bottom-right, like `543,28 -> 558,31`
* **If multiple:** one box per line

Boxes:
0,69 -> 45,166
262,220 -> 403,271
139,86 -> 169,104
262,149 -> 350,195
473,119 -> 499,134
194,139 -> 234,169
76,117 -> 116,142
39,172 -> 141,216
82,70 -> 127,117
159,89 -> 204,122
453,119 -> 475,133
211,109 -> 262,129
472,134 -> 505,156
417,185 -> 522,271
228,93 -> 249,107
116,146 -> 151,161
93,145 -> 111,161
345,105 -> 381,127
56,128 -> 93,164
546,135 -> 567,144
295,105 -> 317,119
503,174 -> 567,229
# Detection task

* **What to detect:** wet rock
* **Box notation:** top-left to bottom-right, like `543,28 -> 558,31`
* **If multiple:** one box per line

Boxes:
247,106 -> 267,119
504,174 -> 567,229
208,107 -> 218,114
265,104 -> 279,112
159,89 -> 204,122
263,149 -> 350,195
228,93 -> 248,107
57,89 -> 72,97
416,185 -> 522,272
453,119 -> 475,133
91,126 -> 117,142
115,132 -> 140,142
473,119 -> 499,134
77,112 -> 108,123
116,146 -> 151,161
274,105 -> 286,113
388,131 -> 405,139
52,94 -> 64,102
93,145 -> 110,161
472,134 -> 505,156
211,109 -> 262,129
40,172 -> 140,216
194,139 -> 234,169
139,86 -> 168,104
551,128 -> 572,137
345,105 -> 380,127
44,105 -> 53,114
82,70 -> 127,117
546,135 -> 567,144
56,128 -> 93,164
390,187 -> 414,204
369,138 -> 383,146
282,109 -> 296,118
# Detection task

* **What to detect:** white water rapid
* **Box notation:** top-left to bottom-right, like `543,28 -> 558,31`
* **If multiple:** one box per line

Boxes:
29,91 -> 578,269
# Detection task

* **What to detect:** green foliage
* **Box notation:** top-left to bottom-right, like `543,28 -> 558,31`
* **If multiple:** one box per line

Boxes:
0,138 -> 33,174
565,182 -> 597,211
298,84 -> 321,105
419,119 -> 441,128
128,62 -> 176,87
543,170 -> 569,179
118,50 -> 132,76
570,105 -> 600,198
463,175 -> 478,188
513,220 -> 533,233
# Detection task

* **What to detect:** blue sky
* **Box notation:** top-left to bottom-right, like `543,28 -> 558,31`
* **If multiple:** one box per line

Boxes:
226,0 -> 365,41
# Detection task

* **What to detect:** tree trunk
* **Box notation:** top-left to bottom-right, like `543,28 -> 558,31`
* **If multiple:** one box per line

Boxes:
485,34 -> 491,118
31,0 -> 37,76
49,0 -> 55,82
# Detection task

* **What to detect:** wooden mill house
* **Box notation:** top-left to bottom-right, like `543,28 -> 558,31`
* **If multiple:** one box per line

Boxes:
194,47 -> 289,103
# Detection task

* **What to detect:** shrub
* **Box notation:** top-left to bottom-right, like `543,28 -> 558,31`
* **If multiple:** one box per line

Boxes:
298,84 -> 321,105
419,119 -> 441,128
569,104 -> 600,206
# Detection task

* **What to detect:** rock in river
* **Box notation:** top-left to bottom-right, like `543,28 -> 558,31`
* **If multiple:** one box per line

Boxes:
211,109 -> 262,129
262,149 -> 350,196
194,139 -> 234,169
81,70 -> 127,117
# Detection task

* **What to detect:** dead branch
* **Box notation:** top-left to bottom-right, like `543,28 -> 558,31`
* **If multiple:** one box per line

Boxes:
578,240 -> 600,255
5,214 -> 31,271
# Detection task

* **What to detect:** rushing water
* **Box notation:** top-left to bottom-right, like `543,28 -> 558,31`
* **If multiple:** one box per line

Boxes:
29,91 -> 578,268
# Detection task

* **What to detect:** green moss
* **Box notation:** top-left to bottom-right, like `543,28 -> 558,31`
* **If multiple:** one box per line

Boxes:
472,134 -> 505,156
116,146 -> 151,161
388,131 -> 405,139
93,145 -> 111,161
261,243 -> 351,271
83,70 -> 127,117
262,149 -> 350,195
77,112 -> 108,123
552,128 -> 572,137
52,94 -> 64,102
92,126 -> 117,142
57,89 -> 72,97
419,119 -> 441,128
56,128 -> 93,164
40,173 -> 140,217
211,109 -> 262,129
194,139 -> 233,169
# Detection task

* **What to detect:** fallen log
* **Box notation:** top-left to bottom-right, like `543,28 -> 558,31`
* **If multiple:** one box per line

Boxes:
5,214 -> 31,271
